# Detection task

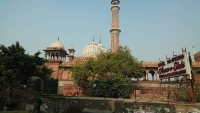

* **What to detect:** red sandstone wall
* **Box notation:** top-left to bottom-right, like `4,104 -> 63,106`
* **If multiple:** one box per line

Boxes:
194,51 -> 200,62
45,61 -> 60,79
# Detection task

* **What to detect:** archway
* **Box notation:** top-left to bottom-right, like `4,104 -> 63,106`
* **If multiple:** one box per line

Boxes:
149,70 -> 155,81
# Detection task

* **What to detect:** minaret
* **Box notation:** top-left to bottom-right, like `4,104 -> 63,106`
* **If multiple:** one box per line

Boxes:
110,0 -> 121,52
192,44 -> 196,55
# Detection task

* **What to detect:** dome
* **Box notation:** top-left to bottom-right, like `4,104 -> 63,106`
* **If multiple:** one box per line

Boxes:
50,37 -> 65,49
98,38 -> 107,53
82,37 -> 107,57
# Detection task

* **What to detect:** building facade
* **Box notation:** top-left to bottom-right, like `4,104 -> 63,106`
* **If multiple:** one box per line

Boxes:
44,0 -> 200,96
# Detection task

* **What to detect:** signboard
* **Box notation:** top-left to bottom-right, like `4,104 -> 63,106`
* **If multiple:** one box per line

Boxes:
158,48 -> 192,79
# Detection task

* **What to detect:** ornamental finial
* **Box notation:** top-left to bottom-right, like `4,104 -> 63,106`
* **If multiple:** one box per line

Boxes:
99,37 -> 101,43
192,44 -> 196,54
111,0 -> 120,5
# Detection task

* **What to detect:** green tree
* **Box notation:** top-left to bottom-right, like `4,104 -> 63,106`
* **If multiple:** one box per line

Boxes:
0,42 -> 53,92
90,76 -> 106,97
106,74 -> 133,98
72,46 -> 145,97
196,68 -> 200,75
95,46 -> 145,78
194,67 -> 200,102
72,57 -> 96,89
90,74 -> 133,98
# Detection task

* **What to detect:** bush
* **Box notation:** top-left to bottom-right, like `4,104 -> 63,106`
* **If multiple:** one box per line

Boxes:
90,74 -> 133,98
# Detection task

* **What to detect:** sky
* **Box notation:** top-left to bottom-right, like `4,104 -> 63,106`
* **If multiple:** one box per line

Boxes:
0,0 -> 200,62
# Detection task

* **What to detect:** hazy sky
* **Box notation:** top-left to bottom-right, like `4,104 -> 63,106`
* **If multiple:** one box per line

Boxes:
0,0 -> 200,62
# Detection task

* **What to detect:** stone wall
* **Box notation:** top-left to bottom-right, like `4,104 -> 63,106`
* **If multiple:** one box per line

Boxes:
2,93 -> 200,113
37,97 -> 200,113
117,102 -> 200,113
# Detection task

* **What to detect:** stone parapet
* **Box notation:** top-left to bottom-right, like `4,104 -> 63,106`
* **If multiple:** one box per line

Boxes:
59,56 -> 97,66
142,62 -> 158,67
73,56 -> 97,60
45,47 -> 66,52
60,61 -> 200,69
192,62 -> 200,67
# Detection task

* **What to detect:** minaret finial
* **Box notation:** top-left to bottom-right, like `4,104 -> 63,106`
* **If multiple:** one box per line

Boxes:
111,0 -> 120,5
58,36 -> 59,41
99,37 -> 101,43
192,44 -> 196,55
93,36 -> 94,42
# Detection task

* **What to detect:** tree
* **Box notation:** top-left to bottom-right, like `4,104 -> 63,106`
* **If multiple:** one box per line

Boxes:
106,74 -> 133,98
72,57 -> 96,89
195,68 -> 200,102
90,76 -> 106,97
72,46 -> 145,97
0,42 -> 53,92
196,68 -> 200,75
90,74 -> 133,98
95,46 -> 145,78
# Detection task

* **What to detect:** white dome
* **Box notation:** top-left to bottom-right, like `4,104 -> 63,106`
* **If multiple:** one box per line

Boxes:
50,38 -> 65,49
82,38 -> 106,57
98,40 -> 107,53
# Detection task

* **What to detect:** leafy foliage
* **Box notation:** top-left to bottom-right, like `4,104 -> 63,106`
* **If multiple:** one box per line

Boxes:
106,74 -> 133,98
0,42 -> 53,92
194,81 -> 200,102
196,68 -> 200,75
95,46 -> 145,78
72,58 -> 96,89
72,46 -> 144,97
90,76 -> 106,97
90,74 -> 133,98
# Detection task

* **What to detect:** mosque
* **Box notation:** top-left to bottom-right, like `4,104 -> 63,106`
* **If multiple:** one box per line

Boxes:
43,0 -> 200,96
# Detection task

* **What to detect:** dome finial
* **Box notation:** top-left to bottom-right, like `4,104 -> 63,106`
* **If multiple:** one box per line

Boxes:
91,36 -> 95,44
70,45 -> 74,49
58,36 -> 59,41
192,44 -> 196,55
99,37 -> 101,43
111,0 -> 120,5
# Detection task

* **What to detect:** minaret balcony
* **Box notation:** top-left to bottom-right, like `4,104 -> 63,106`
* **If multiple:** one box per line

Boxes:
110,28 -> 121,33
111,5 -> 120,10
